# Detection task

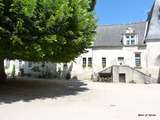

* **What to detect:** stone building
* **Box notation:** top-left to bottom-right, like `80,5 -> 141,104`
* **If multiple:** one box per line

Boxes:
69,0 -> 160,83
4,0 -> 160,83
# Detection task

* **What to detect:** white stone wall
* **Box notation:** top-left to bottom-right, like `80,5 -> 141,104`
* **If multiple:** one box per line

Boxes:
3,41 -> 160,82
146,42 -> 160,80
71,46 -> 149,80
23,62 -> 57,77
4,60 -> 22,76
4,60 -> 57,78
116,66 -> 148,83
71,49 -> 93,80
92,46 -> 147,74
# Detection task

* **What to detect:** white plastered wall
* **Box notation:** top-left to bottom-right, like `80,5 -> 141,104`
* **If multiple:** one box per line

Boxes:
146,42 -> 160,80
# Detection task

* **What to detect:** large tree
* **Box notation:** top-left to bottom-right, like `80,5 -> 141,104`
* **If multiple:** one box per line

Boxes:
0,0 -> 96,80
89,0 -> 96,11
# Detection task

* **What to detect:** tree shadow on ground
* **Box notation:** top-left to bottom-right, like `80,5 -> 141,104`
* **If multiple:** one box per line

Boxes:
0,79 -> 88,104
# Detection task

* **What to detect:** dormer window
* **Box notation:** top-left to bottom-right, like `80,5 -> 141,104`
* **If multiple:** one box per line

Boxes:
124,34 -> 137,45
131,35 -> 136,45
126,35 -> 130,45
123,27 -> 138,46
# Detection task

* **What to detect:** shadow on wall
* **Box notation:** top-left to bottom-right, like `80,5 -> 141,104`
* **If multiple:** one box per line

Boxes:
19,61 -> 57,78
0,79 -> 88,104
18,61 -> 76,80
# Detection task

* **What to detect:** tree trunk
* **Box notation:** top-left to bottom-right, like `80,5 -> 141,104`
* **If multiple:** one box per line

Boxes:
0,59 -> 7,81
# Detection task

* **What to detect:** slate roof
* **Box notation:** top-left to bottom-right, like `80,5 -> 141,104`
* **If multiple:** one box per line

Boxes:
146,0 -> 160,40
94,22 -> 147,47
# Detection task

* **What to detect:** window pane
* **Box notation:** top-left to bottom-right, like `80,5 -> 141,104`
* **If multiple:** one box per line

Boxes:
131,35 -> 135,38
19,60 -> 22,68
131,39 -> 135,45
5,60 -> 10,69
135,53 -> 141,66
102,57 -> 106,68
126,36 -> 129,39
88,57 -> 92,67
124,35 -> 137,45
135,53 -> 140,57
118,57 -> 124,65
28,62 -> 32,68
127,40 -> 130,45
82,58 -> 86,68
118,57 -> 124,61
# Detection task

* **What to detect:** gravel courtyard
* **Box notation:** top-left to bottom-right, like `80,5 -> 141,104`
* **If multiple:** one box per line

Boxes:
0,80 -> 160,120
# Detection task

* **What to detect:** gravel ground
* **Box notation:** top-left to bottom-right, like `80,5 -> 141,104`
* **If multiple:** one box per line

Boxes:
0,79 -> 160,120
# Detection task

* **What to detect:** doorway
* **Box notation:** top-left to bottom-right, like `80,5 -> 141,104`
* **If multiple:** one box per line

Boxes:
119,73 -> 126,83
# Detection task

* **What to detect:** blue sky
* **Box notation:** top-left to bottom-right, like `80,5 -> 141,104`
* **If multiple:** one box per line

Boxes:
96,0 -> 155,25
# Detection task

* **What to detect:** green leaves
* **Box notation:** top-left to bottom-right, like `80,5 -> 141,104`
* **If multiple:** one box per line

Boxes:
10,35 -> 23,45
89,0 -> 96,11
0,0 -> 96,62
23,0 -> 36,17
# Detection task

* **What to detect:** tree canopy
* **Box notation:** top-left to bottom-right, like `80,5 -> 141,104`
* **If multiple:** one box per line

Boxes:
0,0 -> 96,62
0,0 -> 96,80
89,0 -> 96,11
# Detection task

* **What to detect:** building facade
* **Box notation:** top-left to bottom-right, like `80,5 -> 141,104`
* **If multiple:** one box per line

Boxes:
4,0 -> 160,83
70,0 -> 160,83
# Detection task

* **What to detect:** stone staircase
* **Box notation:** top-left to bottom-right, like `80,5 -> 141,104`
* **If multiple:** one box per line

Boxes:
94,65 -> 157,84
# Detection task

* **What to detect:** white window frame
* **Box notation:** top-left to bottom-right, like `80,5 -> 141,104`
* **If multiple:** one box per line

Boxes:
102,57 -> 106,68
135,53 -> 141,67
28,62 -> 33,68
88,57 -> 92,68
5,60 -> 10,69
19,60 -> 22,68
124,34 -> 137,45
82,57 -> 86,68
118,57 -> 124,65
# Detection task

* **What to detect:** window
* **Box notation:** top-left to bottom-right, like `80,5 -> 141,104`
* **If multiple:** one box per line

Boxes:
102,57 -> 106,68
135,53 -> 141,67
126,35 -> 129,39
118,57 -> 124,65
88,57 -> 92,67
131,35 -> 134,38
125,35 -> 136,45
131,39 -> 135,45
127,40 -> 130,45
63,63 -> 68,69
19,60 -> 22,68
28,62 -> 32,68
82,58 -> 86,68
5,60 -> 10,69
131,35 -> 135,45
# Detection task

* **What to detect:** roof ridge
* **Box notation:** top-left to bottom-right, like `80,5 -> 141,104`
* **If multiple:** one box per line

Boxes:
98,21 -> 147,27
